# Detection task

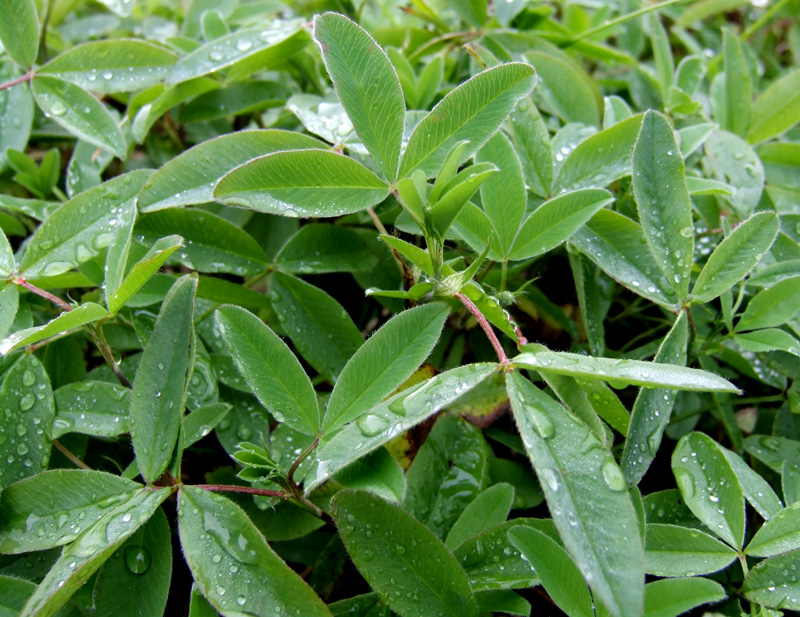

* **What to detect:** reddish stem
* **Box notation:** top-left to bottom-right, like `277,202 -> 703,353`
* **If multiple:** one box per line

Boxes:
0,72 -> 32,92
455,292 -> 509,364
13,278 -> 73,312
194,484 -> 287,498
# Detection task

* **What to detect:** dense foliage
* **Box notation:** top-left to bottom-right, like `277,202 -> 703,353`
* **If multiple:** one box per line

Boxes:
1,0 -> 800,616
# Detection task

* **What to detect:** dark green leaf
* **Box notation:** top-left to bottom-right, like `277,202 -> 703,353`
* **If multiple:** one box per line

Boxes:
735,276 -> 800,332
643,578 -> 726,617
526,51 -> 599,126
743,548 -> 800,610
275,224 -> 377,274
0,0 -> 39,68
130,275 -> 197,483
746,502 -> 800,557
52,381 -> 131,439
332,489 -> 480,617
644,524 -> 738,577
0,302 -> 108,355
445,483 -> 514,550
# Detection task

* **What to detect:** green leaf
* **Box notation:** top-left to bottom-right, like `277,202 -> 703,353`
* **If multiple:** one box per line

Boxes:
526,52 -> 599,126
671,432 -> 745,548
275,224 -> 377,274
430,163 -> 497,236
0,228 -> 14,277
19,486 -> 170,617
705,130 -> 764,217
0,284 -> 19,340
313,13 -> 404,181
38,40 -> 178,93
570,209 -> 677,308
553,114 -> 643,193
138,131 -> 325,213
183,403 -> 230,447
691,212 -> 779,304
621,312 -> 688,486
0,469 -> 140,553
177,485 -> 332,617
508,526 -> 594,617
135,209 -> 268,276
734,328 -> 800,356
735,276 -> 800,332
333,446 -> 406,503
0,0 -> 39,68
746,502 -> 800,557
52,381 -> 131,438
445,483 -> 514,550
744,435 -> 800,473
399,63 -> 536,178
306,363 -> 497,492
216,304 -> 320,436
20,169 -> 149,279
270,271 -> 363,383
476,132 -> 526,257
130,78 -> 219,144
332,489 -> 480,617
92,508 -> 172,617
506,372 -> 644,617
108,235 -> 183,314
507,95 -> 552,198
179,81 -> 288,123
403,415 -> 490,539
718,447 -> 783,520
130,275 -> 197,483
0,64 -> 34,173
0,355 -> 54,489
453,518 -> 554,591
508,188 -> 613,261
0,302 -> 108,355
474,590 -> 529,617
643,524 -> 738,577
31,75 -> 126,158
167,20 -> 309,84
632,110 -> 693,300
721,28 -> 750,137
323,303 -> 448,432
643,578 -> 726,617
649,13 -> 673,99
743,548 -> 800,610
214,149 -> 389,218
512,348 -> 738,392
747,68 -> 800,144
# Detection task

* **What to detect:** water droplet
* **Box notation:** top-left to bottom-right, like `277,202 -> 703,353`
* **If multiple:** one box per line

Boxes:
236,39 -> 253,52
540,468 -> 560,492
601,459 -> 626,492
124,545 -> 151,574
22,371 -> 35,387
356,414 -> 389,437
20,394 -> 35,411
49,100 -> 67,116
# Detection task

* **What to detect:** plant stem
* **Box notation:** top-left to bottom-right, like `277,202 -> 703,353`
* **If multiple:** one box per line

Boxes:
91,326 -> 133,389
194,484 -> 287,498
0,72 -> 32,92
287,437 -> 319,487
500,260 -> 508,292
741,0 -> 791,40
455,292 -> 509,364
565,0 -> 687,45
12,278 -> 73,312
53,439 -> 91,470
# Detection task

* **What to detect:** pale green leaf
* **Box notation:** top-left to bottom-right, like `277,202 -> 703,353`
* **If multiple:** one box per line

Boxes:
672,432 -> 745,548
718,446 -> 783,520
748,68 -> 800,144
0,64 -> 34,173
705,130 -> 764,217
691,211 -> 779,304
19,487 -> 170,617
734,328 -> 800,356
0,227 -> 15,277
735,276 -> 800,332
0,0 -> 39,68
333,447 -> 406,503
721,28 -> 750,137
0,355 -> 54,489
644,523 -> 738,577
509,188 -> 613,261
445,483 -> 514,550
746,502 -> 800,557
184,403 -> 230,447
643,578 -> 726,617
130,275 -> 197,483
20,169 -> 149,279
632,111 -> 693,300
216,304 -> 320,436
167,20 -> 308,84
270,271 -> 363,383
313,13 -> 404,180
31,75 -> 126,158
553,114 -> 643,193
39,40 -> 178,93
506,95 -> 552,198
399,63 -> 536,178
743,548 -> 800,610
332,489 -> 480,617
306,363 -> 497,492
130,78 -> 219,144
52,380 -> 131,439
214,149 -> 389,217
508,526 -> 594,617
512,348 -> 738,392
526,51 -> 599,126
0,302 -> 107,355
0,284 -> 19,341
178,485 -> 332,617
323,303 -> 448,432
570,209 -> 677,308
506,372 -> 644,617
621,312 -> 688,486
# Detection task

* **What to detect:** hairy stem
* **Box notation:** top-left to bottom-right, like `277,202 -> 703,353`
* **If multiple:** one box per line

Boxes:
13,278 -> 73,312
0,72 -> 32,92
194,484 -> 287,498
287,437 -> 320,488
455,292 -> 509,364
53,439 -> 92,470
